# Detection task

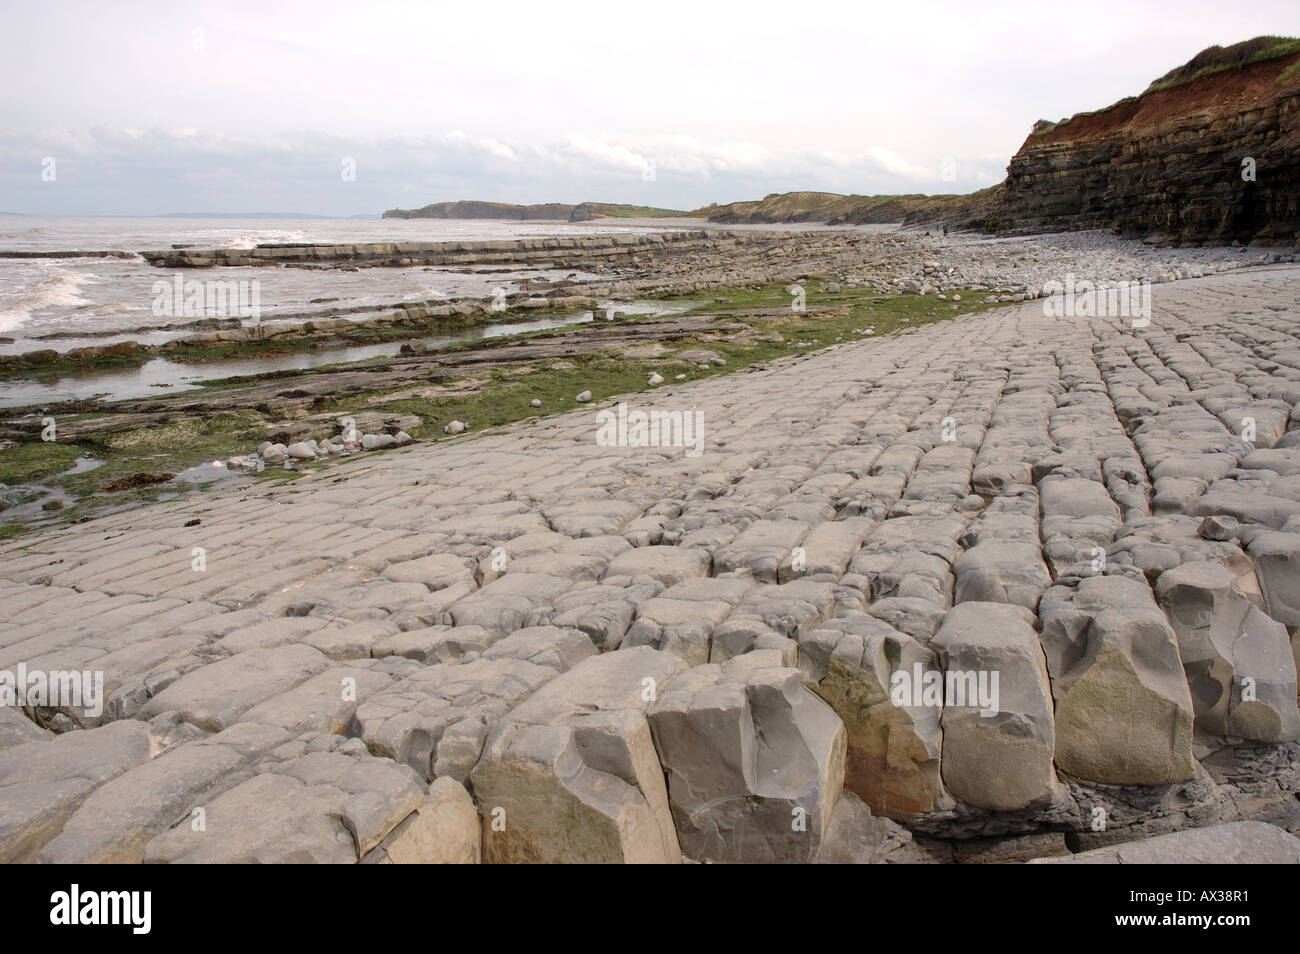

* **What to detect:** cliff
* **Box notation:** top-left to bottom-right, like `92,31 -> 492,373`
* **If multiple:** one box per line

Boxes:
383,201 -> 576,220
382,201 -> 696,221
381,38 -> 1299,244
998,36 -> 1300,244
706,189 -> 1000,229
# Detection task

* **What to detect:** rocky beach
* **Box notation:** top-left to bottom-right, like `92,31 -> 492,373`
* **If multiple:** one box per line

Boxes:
3,25 -> 1300,873
2,229 -> 1299,865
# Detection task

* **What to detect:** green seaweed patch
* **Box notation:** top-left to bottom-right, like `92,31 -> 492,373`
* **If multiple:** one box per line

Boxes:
0,442 -> 85,485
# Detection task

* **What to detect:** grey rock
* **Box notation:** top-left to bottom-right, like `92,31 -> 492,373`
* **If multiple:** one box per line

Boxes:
930,602 -> 1060,811
470,647 -> 687,863
799,616 -> 950,819
1039,576 -> 1195,784
1033,821 -> 1300,864
647,650 -> 846,862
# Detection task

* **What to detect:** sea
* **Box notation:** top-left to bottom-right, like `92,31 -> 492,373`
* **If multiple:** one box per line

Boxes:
0,215 -> 721,354
0,215 -> 885,406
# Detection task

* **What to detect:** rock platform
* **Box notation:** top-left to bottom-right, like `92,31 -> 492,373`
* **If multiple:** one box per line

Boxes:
3,265 -> 1300,863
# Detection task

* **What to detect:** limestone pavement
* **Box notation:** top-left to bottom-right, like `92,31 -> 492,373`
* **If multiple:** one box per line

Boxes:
3,265 -> 1300,863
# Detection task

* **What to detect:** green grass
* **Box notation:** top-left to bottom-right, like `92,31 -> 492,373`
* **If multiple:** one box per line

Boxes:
592,206 -> 700,219
1144,36 -> 1300,94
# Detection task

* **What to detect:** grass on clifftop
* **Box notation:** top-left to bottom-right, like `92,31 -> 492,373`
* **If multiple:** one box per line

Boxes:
1144,36 -> 1300,93
1032,36 -> 1300,138
589,205 -> 703,219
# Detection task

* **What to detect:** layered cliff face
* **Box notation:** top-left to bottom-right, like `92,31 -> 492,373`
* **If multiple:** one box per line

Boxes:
999,37 -> 1300,245
380,39 -> 1298,244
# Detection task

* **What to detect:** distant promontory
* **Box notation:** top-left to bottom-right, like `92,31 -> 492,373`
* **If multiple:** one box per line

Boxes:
382,201 -> 698,222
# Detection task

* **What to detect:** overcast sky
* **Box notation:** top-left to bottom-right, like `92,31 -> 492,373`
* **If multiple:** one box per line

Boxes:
3,0 -> 1298,217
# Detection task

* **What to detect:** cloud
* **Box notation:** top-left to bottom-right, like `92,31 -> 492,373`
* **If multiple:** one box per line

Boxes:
0,125 -> 1003,216
864,146 -> 937,181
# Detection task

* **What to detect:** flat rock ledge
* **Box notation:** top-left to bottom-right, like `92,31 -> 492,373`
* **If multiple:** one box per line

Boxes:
1030,821 -> 1300,864
4,266 -> 1300,863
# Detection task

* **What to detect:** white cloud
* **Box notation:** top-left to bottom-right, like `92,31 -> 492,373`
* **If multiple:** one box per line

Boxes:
2,0 -> 1297,214
864,146 -> 936,181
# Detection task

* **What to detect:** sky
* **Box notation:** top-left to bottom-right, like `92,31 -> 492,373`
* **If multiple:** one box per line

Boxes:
2,0 -> 1298,217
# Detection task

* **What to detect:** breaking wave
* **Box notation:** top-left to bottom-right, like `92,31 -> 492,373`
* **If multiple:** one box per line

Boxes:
0,263 -> 96,333
220,229 -> 307,250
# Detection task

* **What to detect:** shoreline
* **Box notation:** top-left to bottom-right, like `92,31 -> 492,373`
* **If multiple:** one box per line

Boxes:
3,263 -> 1298,863
1,227 -> 1296,536
0,279 -> 1006,535
2,225 -> 1289,370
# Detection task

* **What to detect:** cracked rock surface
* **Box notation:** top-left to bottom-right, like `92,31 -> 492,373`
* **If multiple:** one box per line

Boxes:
3,265 -> 1300,862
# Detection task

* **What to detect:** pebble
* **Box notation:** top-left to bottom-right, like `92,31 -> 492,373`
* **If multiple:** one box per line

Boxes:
286,442 -> 316,460
1198,515 -> 1239,541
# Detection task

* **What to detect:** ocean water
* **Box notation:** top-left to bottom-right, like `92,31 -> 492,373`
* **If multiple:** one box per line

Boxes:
0,298 -> 695,408
0,215 -> 704,253
0,215 -> 715,352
